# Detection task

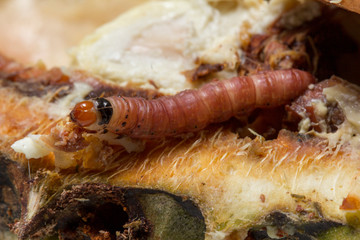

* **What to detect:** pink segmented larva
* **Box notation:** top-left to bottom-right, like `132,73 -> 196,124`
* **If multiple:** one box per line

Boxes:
70,69 -> 315,138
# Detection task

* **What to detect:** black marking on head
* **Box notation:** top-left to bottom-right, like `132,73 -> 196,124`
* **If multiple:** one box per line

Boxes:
94,98 -> 113,125
194,125 -> 198,129
137,125 -> 141,128
102,129 -> 108,134
125,115 -> 128,119
122,122 -> 127,127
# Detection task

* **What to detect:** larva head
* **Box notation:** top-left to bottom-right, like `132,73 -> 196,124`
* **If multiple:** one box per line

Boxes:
70,100 -> 97,127
70,98 -> 113,128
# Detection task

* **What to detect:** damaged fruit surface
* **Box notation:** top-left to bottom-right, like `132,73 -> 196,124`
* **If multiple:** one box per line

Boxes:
3,62 -> 360,238
2,0 -> 360,240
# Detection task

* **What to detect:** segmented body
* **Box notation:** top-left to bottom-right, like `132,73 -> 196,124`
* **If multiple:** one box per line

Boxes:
70,69 -> 315,138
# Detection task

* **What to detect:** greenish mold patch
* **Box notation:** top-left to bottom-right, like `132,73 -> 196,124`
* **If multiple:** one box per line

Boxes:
318,226 -> 360,240
137,192 -> 206,240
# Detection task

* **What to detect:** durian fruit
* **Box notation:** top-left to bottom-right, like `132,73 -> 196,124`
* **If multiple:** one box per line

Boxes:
2,0 -> 360,239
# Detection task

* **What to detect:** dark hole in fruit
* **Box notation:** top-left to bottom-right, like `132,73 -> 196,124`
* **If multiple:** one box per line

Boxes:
89,202 -> 128,235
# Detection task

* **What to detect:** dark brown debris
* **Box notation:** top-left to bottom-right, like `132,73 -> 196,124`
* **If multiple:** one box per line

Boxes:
183,63 -> 225,82
285,77 -> 345,133
9,179 -> 205,240
239,8 -> 360,83
0,154 -> 28,236
0,53 -> 163,101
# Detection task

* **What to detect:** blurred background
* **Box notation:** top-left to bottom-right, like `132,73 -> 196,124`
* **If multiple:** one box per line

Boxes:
0,0 -> 146,67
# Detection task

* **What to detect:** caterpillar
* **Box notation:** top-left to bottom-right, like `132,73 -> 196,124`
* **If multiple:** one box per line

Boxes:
70,69 -> 315,138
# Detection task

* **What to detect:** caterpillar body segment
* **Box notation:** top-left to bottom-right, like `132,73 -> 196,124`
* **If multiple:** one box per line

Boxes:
70,69 -> 315,138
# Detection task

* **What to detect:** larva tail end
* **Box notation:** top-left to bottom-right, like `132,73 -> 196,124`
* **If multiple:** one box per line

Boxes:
70,100 -> 97,127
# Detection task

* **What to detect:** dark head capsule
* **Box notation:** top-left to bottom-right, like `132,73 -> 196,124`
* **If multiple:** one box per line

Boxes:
94,98 -> 113,125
